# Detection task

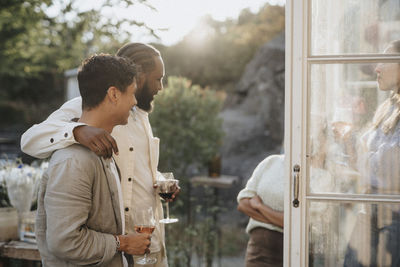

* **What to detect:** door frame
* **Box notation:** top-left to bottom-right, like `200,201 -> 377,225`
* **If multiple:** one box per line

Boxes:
284,0 -> 308,266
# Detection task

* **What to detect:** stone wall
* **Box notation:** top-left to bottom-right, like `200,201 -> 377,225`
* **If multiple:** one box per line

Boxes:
220,32 -> 285,181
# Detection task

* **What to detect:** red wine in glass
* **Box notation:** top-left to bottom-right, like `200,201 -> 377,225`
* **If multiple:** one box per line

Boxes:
156,172 -> 179,224
159,192 -> 174,200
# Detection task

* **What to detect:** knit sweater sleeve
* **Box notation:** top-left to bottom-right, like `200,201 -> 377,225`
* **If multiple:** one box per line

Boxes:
237,156 -> 276,202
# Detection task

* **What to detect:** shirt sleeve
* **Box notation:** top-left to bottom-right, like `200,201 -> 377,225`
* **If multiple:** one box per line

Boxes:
237,157 -> 268,202
20,97 -> 85,159
237,155 -> 283,202
44,156 -> 117,265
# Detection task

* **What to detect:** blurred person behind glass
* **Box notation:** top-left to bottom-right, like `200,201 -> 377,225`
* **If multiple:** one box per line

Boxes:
344,40 -> 400,267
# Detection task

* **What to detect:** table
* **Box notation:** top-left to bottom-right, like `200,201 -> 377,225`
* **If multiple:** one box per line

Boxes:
0,241 -> 41,267
190,175 -> 239,189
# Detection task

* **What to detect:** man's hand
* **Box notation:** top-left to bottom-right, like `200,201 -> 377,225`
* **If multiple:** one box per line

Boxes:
118,233 -> 151,255
153,183 -> 181,202
73,125 -> 118,158
168,184 -> 181,202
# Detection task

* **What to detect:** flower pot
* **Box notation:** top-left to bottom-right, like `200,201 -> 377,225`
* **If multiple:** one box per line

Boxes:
0,207 -> 18,241
19,210 -> 36,243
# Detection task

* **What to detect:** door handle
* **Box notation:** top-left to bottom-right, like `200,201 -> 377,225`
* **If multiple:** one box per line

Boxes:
293,164 -> 300,208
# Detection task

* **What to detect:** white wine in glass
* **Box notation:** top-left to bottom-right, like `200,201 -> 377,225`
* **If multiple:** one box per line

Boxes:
156,172 -> 179,224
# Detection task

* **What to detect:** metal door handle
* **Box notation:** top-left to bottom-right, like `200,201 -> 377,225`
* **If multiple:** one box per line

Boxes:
293,164 -> 300,207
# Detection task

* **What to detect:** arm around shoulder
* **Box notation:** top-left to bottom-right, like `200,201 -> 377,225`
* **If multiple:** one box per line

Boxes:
21,97 -> 84,158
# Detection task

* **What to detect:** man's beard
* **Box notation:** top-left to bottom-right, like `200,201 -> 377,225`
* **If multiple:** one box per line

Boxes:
136,82 -> 154,112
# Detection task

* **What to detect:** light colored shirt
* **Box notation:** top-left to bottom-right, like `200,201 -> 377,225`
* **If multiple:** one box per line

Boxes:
21,97 -> 165,256
237,154 -> 284,234
112,108 -> 164,253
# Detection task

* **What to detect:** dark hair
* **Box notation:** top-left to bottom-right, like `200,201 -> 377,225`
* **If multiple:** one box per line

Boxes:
116,43 -> 161,73
77,54 -> 137,110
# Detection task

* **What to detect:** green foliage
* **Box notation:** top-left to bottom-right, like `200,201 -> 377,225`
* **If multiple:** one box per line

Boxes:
0,0 -> 51,79
0,0 -> 154,125
0,102 -> 25,126
157,3 -> 285,90
150,79 -> 224,266
0,183 -> 11,208
150,76 -> 224,177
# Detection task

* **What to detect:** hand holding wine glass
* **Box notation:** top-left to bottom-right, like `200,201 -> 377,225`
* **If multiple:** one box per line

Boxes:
156,172 -> 179,224
132,207 -> 157,265
117,233 -> 150,256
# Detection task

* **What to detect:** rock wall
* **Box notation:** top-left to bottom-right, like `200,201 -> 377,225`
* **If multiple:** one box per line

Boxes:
221,32 -> 285,181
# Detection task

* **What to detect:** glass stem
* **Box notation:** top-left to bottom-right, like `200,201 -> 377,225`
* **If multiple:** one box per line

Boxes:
165,202 -> 170,219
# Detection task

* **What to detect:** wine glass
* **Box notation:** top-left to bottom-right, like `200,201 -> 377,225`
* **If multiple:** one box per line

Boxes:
156,172 -> 179,224
132,207 -> 157,265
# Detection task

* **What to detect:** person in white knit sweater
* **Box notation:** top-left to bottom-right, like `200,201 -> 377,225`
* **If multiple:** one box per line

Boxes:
237,154 -> 284,267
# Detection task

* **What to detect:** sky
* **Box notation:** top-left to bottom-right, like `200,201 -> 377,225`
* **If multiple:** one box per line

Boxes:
88,0 -> 285,46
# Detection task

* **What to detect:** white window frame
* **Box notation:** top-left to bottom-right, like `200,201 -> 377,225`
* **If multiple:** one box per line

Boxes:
284,0 -> 307,266
284,0 -> 400,266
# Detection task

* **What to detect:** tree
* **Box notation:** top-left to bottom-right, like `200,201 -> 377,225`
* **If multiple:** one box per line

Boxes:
0,0 -> 155,126
150,76 -> 224,177
157,3 -> 285,91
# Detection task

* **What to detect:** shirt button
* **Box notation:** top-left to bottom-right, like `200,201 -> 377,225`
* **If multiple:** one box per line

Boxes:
50,138 -> 54,143
64,133 -> 68,138
128,178 -> 132,182
125,207 -> 129,212
129,147 -> 134,151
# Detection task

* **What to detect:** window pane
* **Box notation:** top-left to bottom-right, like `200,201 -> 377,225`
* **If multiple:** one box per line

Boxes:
311,0 -> 400,55
309,60 -> 400,195
308,201 -> 400,267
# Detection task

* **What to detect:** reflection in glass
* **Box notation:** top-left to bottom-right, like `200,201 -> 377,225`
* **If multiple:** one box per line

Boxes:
308,201 -> 400,267
309,63 -> 383,194
309,41 -> 400,266
311,0 -> 400,55
309,51 -> 400,195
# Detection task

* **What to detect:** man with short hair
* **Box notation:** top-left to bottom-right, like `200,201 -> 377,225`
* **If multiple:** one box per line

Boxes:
36,54 -> 151,267
22,44 -> 176,266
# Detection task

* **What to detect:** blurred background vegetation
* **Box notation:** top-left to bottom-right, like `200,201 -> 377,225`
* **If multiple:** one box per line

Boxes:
0,0 -> 284,127
150,77 -> 225,265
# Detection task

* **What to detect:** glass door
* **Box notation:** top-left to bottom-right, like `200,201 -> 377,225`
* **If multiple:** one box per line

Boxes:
285,0 -> 400,266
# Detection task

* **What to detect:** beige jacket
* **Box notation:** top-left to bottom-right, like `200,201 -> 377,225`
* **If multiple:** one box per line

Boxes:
36,144 -> 127,267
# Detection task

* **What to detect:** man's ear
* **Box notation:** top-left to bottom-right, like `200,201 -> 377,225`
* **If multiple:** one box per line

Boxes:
106,86 -> 121,105
137,72 -> 146,89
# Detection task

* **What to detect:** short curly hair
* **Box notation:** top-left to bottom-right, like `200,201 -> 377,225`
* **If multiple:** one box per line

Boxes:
78,53 -> 137,110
